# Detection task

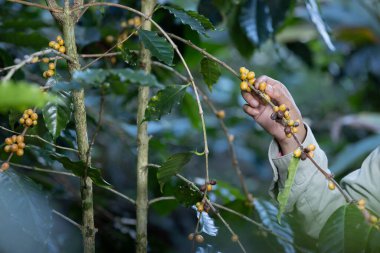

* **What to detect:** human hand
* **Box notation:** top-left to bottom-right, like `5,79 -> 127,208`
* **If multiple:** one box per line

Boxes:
241,75 -> 306,155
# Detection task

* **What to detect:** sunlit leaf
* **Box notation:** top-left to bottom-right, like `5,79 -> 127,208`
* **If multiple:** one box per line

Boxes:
304,0 -> 335,51
144,84 -> 189,121
42,91 -> 72,140
277,156 -> 299,223
0,81 -> 54,111
254,199 -> 295,253
163,6 -> 214,36
157,152 -> 193,191
50,153 -> 111,188
200,57 -> 221,91
318,204 -> 375,253
138,29 -> 174,65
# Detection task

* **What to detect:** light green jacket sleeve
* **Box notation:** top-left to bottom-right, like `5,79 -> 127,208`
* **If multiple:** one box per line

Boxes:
268,124 -> 380,238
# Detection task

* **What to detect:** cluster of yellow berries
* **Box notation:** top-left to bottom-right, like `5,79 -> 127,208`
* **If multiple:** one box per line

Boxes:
357,199 -> 379,227
199,180 -> 216,193
271,104 -> 300,138
293,144 -> 316,160
42,60 -> 56,79
121,16 -> 142,28
195,201 -> 210,213
239,67 -> 256,93
19,109 -> 38,127
188,233 -> 204,243
48,35 -> 66,54
3,135 -> 26,157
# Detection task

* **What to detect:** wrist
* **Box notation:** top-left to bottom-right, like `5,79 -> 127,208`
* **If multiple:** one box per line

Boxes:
276,123 -> 307,155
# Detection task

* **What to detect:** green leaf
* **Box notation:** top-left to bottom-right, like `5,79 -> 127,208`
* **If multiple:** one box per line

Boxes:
8,109 -> 20,130
163,6 -> 211,36
200,57 -> 221,91
0,81 -> 54,111
157,152 -> 193,191
181,93 -> 201,129
277,156 -> 300,223
318,204 -> 373,253
42,92 -> 72,140
173,181 -> 202,207
304,0 -> 335,51
0,32 -> 49,49
254,198 -> 295,253
138,29 -> 174,65
144,84 -> 189,121
365,227 -> 380,253
50,153 -> 111,188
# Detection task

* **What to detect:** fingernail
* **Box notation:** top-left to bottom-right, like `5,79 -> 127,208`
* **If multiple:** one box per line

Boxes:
266,85 -> 273,93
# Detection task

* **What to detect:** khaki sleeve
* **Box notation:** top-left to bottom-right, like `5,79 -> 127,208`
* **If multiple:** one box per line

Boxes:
267,124 -> 380,238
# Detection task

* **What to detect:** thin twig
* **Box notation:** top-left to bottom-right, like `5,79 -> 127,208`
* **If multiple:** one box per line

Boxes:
80,52 -> 122,58
1,49 -> 75,81
151,61 -> 253,202
0,126 -> 78,153
99,186 -> 136,205
7,0 -> 62,12
148,196 -> 176,205
53,209 -> 82,230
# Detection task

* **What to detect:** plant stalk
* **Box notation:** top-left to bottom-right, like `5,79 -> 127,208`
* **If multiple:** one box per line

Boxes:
136,0 -> 155,252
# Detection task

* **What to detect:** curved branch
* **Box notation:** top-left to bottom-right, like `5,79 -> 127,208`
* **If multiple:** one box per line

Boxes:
7,0 -> 63,12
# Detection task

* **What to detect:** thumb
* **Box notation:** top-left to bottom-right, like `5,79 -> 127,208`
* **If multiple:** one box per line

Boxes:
265,84 -> 289,106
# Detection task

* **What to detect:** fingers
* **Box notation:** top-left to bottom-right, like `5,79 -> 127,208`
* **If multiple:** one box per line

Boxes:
241,91 -> 260,108
243,104 -> 260,118
255,75 -> 290,106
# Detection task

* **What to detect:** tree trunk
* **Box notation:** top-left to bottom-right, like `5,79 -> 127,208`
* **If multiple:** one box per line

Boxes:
61,6 -> 96,253
136,0 -> 156,252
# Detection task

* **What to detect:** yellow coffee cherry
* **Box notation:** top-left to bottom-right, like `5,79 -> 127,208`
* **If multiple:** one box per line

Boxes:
56,35 -> 62,41
33,120 -> 38,126
284,111 -> 290,120
358,199 -> 366,207
188,233 -> 195,241
48,63 -> 55,70
240,81 -> 248,91
293,148 -> 302,158
11,135 -> 17,142
31,57 -> 39,63
286,133 -> 292,138
18,142 -> 25,149
57,39 -> 64,46
5,137 -> 12,145
195,234 -> 204,243
48,41 -> 56,48
248,78 -> 255,85
259,82 -> 267,92
25,118 -> 33,127
127,19 -> 134,26
16,149 -> 24,157
207,184 -> 212,192
59,46 -> 66,54
46,69 -> 54,77
308,151 -> 314,158
328,181 -> 335,190
4,145 -> 11,153
134,16 -> 141,26
287,120 -> 294,126
239,67 -> 248,74
27,109 -> 33,115
1,162 -> 10,171
42,57 -> 50,64
19,118 -> 25,124
216,110 -> 225,119
16,135 -> 24,143
291,127 -> 298,133
42,71 -> 48,78
279,104 -> 287,112
53,43 -> 60,50
231,234 -> 239,242
273,106 -> 279,112
31,113 -> 38,120
247,71 -> 255,80
11,144 -> 18,152
370,215 -> 378,224
308,144 -> 316,151
240,73 -> 247,80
